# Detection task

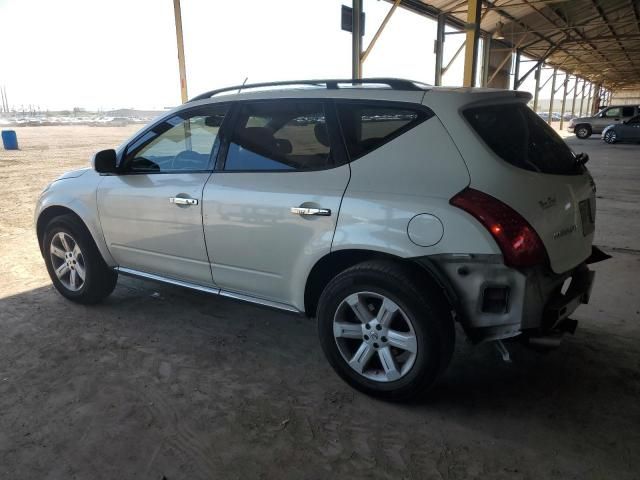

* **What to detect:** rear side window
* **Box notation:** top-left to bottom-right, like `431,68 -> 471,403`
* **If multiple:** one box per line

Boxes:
464,103 -> 579,175
224,101 -> 333,171
622,106 -> 636,117
337,103 -> 430,159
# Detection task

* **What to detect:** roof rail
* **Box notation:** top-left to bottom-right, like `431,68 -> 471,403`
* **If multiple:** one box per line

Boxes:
188,78 -> 428,102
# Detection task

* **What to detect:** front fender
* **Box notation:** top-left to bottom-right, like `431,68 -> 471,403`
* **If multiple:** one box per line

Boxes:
35,174 -> 115,267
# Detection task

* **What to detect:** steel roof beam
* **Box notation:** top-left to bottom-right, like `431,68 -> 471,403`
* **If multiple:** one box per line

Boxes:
559,34 -> 640,43
588,0 -> 638,74
540,4 -> 616,74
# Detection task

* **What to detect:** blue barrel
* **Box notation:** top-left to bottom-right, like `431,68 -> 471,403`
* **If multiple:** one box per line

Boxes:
2,130 -> 19,150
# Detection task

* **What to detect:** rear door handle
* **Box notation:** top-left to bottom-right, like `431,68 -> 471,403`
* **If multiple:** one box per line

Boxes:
290,207 -> 331,216
170,197 -> 198,206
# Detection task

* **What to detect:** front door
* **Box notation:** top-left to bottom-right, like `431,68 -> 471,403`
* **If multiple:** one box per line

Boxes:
617,115 -> 640,141
98,104 -> 228,286
202,100 -> 350,308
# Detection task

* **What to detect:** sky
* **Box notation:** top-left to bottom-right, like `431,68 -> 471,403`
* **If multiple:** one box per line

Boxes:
0,0 -> 547,112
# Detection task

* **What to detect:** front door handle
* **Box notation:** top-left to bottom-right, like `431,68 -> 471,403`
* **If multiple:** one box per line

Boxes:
170,197 -> 198,206
290,207 -> 331,216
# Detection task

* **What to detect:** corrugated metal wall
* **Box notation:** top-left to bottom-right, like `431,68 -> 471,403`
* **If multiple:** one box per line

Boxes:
611,90 -> 640,105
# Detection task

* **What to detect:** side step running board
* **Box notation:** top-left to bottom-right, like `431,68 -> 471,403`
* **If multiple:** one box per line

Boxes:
115,267 -> 301,314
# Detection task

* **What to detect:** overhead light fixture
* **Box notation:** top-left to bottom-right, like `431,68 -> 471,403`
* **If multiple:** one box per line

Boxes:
493,22 -> 505,40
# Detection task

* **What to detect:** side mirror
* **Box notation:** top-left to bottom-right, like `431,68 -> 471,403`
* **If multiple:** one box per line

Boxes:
92,149 -> 118,174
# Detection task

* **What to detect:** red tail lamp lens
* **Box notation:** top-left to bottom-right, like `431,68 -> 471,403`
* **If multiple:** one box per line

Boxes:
450,188 -> 548,268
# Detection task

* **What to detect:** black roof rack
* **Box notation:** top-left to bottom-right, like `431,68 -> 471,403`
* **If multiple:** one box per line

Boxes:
188,78 -> 428,102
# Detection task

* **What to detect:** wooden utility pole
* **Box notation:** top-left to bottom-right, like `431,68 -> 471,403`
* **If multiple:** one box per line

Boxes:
173,0 -> 188,103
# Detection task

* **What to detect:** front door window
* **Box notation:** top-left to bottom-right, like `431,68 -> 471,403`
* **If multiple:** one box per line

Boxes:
125,105 -> 228,173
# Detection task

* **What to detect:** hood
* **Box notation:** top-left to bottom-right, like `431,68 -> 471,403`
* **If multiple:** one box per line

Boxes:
56,168 -> 90,181
570,115 -> 593,123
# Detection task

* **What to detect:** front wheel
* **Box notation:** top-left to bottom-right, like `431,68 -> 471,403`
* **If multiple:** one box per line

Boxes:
317,261 -> 454,400
43,214 -> 118,304
604,130 -> 617,144
575,125 -> 592,139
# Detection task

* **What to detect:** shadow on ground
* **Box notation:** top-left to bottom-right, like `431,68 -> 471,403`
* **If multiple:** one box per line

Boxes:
1,271 -> 638,479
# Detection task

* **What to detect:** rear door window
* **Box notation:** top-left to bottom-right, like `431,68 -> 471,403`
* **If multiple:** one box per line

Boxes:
337,102 -> 431,159
464,103 -> 580,175
223,101 -> 335,171
622,106 -> 635,117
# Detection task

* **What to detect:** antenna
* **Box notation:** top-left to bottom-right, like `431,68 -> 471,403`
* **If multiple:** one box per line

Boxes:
237,77 -> 249,94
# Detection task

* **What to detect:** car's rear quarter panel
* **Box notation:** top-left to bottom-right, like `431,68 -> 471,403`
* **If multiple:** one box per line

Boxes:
332,112 -> 499,259
428,90 -> 595,274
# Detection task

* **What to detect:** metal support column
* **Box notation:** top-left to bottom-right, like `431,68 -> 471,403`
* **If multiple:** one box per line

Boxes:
481,36 -> 491,87
559,74 -> 569,130
571,77 -> 579,117
585,82 -> 593,116
532,64 -> 542,112
172,0 -> 188,103
579,81 -> 586,117
434,15 -> 445,86
462,0 -> 482,87
351,0 -> 363,80
594,84 -> 602,112
547,67 -> 557,125
513,50 -> 521,90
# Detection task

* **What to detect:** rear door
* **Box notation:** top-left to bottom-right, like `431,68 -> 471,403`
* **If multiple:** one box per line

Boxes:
618,115 -> 640,140
202,99 -> 350,308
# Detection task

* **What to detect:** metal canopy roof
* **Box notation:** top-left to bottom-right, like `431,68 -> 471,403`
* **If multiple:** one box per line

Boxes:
399,0 -> 640,89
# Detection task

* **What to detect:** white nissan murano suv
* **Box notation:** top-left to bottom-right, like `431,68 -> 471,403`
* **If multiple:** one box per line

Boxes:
36,79 -> 605,399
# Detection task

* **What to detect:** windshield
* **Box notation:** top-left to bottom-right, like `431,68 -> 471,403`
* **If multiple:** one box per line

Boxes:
464,103 -> 581,176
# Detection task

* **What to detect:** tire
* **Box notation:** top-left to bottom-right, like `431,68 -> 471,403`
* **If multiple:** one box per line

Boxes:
575,125 -> 592,139
317,260 -> 454,400
604,130 -> 617,144
42,214 -> 118,304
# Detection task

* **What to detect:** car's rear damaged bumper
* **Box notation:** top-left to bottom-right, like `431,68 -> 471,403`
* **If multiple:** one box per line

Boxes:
421,253 -> 599,343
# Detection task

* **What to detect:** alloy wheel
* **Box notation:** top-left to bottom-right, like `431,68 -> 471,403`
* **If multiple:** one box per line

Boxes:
605,131 -> 616,143
333,291 -> 418,382
577,127 -> 589,138
49,232 -> 86,292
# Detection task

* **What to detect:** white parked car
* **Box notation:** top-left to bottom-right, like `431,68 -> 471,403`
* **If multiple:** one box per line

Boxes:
35,79 -> 603,399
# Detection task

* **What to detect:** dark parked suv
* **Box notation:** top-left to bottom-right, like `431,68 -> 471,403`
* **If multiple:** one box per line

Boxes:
568,105 -> 640,138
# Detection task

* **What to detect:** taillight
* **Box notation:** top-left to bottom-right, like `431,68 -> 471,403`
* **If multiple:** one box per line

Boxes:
450,188 -> 548,268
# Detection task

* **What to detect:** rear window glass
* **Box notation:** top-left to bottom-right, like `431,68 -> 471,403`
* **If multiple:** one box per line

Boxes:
225,101 -> 332,171
337,103 -> 430,159
464,103 -> 579,175
622,106 -> 636,117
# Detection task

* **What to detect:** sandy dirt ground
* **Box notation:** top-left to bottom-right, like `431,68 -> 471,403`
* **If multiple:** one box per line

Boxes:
0,126 -> 639,479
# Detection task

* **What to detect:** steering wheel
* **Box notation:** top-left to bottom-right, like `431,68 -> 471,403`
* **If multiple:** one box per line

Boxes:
170,150 -> 200,170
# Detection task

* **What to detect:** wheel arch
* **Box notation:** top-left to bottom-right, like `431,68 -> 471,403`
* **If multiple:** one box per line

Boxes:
574,123 -> 592,136
36,205 -> 113,266
304,249 -> 458,318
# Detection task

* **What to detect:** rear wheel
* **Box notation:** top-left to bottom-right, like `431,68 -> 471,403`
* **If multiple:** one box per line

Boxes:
317,260 -> 454,400
575,125 -> 592,139
43,215 -> 117,304
604,130 -> 617,144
